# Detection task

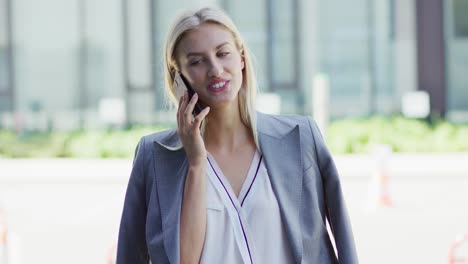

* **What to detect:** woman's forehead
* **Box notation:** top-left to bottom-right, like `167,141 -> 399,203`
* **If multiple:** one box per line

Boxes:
177,23 -> 236,55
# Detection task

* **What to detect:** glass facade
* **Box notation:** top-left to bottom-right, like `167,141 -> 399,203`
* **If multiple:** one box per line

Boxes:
225,0 -> 268,92
318,0 -> 395,117
445,0 -> 468,121
319,0 -> 373,117
5,0 -> 125,129
13,0 -> 80,117
124,0 -> 156,124
0,0 -> 467,130
269,0 -> 297,88
0,0 -> 13,112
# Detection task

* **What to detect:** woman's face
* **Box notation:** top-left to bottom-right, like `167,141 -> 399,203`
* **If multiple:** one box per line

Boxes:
175,23 -> 244,110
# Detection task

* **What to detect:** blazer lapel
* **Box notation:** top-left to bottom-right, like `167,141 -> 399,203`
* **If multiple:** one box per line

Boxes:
153,130 -> 187,264
257,114 -> 303,264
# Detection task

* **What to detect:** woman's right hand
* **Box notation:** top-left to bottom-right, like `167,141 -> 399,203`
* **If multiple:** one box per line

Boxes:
177,91 -> 210,168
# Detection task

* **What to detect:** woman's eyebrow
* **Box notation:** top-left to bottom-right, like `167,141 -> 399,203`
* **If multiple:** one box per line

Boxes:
186,42 -> 231,57
215,42 -> 230,49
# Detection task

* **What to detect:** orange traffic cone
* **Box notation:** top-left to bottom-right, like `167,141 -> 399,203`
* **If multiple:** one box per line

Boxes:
375,167 -> 393,207
365,144 -> 393,210
0,208 -> 8,264
106,241 -> 117,264
448,233 -> 468,264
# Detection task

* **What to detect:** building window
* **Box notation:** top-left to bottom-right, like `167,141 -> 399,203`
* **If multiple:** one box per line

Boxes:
0,0 -> 13,112
454,0 -> 468,37
267,0 -> 299,90
223,0 -> 268,90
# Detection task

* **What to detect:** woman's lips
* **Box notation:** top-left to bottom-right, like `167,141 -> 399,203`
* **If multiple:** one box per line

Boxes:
208,80 -> 230,92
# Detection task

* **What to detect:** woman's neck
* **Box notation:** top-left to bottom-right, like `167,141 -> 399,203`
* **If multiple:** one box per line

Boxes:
203,102 -> 253,154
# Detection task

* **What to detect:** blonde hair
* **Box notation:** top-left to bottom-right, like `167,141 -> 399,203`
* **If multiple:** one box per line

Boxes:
163,7 -> 259,147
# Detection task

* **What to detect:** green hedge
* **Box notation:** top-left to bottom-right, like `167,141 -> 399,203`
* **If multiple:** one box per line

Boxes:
326,116 -> 468,153
1,116 -> 467,158
0,126 -> 170,158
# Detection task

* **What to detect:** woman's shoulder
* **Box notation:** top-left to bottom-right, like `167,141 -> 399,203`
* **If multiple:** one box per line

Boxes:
257,112 -> 313,131
138,128 -> 182,151
139,128 -> 179,144
141,128 -> 178,142
257,112 -> 322,147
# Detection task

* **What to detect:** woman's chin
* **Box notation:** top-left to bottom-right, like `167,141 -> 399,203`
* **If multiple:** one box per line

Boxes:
204,93 -> 239,108
205,99 -> 238,112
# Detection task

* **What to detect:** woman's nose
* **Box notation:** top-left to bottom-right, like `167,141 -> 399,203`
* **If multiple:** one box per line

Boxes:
208,59 -> 223,77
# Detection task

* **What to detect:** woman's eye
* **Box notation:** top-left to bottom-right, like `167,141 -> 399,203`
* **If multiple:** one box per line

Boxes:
189,59 -> 203,66
218,52 -> 230,57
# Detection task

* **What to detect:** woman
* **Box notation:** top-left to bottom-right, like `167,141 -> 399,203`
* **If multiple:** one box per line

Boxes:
117,7 -> 358,264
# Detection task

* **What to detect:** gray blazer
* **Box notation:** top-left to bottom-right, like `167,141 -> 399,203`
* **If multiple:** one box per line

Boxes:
117,112 -> 358,264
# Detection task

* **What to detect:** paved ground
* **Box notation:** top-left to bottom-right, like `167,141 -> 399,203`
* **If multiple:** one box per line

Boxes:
0,153 -> 467,264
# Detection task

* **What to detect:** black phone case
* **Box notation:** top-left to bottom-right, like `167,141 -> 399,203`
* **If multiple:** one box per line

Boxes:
180,74 -> 204,115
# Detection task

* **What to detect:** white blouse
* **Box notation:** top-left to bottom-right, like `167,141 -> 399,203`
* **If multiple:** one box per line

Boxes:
200,151 -> 294,264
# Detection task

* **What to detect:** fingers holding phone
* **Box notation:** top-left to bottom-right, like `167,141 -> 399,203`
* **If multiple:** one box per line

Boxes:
187,93 -> 210,126
179,90 -> 210,128
175,73 -> 210,167
174,72 -> 205,116
174,72 -> 210,125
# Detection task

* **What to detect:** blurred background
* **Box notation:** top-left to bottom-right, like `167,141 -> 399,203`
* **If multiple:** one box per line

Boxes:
0,0 -> 467,263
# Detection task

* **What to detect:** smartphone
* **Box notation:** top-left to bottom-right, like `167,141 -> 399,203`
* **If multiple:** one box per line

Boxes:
173,72 -> 204,116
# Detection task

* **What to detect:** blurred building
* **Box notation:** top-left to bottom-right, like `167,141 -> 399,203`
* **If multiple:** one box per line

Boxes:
0,0 -> 467,131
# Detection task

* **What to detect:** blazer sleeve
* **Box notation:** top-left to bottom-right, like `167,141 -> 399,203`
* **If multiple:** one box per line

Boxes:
116,136 -> 150,264
307,118 -> 359,264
